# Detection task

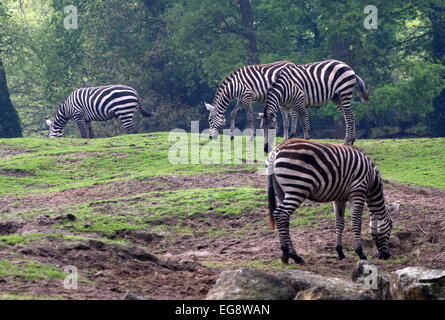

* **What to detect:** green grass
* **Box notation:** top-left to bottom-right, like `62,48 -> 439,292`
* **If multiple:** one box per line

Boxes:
202,258 -> 301,270
0,294 -> 63,300
290,203 -> 334,227
353,138 -> 445,189
34,187 -> 267,236
0,133 -> 259,196
1,134 -> 443,197
0,260 -> 66,280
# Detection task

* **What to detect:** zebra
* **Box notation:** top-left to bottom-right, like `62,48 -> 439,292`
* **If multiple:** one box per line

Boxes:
259,59 -> 370,153
267,139 -> 400,264
45,85 -> 153,138
205,61 -> 298,140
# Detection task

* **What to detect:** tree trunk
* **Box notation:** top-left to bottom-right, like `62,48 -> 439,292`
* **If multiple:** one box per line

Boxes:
0,58 -> 22,138
238,0 -> 260,65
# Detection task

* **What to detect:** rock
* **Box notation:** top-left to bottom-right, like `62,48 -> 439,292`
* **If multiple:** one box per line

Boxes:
390,267 -> 445,300
206,268 -> 296,300
123,292 -> 156,300
276,270 -> 375,300
351,261 -> 392,300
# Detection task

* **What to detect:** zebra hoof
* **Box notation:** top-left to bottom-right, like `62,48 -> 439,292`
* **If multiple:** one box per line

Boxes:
379,252 -> 391,260
281,255 -> 289,264
355,248 -> 368,260
291,254 -> 304,264
335,246 -> 346,260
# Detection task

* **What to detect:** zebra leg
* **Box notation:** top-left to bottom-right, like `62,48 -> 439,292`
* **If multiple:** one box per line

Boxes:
73,116 -> 89,139
350,197 -> 367,260
230,102 -> 241,140
340,103 -> 356,145
118,114 -> 137,134
333,201 -> 346,260
297,106 -> 310,140
86,120 -> 95,139
273,197 -> 305,264
281,108 -> 290,140
242,97 -> 255,141
289,108 -> 298,138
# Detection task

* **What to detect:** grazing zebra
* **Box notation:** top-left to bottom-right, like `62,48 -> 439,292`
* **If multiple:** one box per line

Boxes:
205,61 -> 298,140
45,85 -> 153,138
267,139 -> 399,264
260,59 -> 370,153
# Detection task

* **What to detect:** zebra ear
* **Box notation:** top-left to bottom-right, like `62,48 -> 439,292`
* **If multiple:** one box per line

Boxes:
45,118 -> 53,127
388,201 -> 400,214
205,102 -> 215,113
255,113 -> 264,120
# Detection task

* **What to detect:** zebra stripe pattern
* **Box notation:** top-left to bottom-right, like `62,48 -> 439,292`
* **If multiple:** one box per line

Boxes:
205,61 -> 295,139
267,139 -> 399,264
46,85 -> 152,138
261,59 -> 369,152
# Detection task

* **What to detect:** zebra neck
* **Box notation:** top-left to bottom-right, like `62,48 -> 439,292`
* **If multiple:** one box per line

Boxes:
367,176 -> 389,217
53,105 -> 70,130
212,83 -> 236,114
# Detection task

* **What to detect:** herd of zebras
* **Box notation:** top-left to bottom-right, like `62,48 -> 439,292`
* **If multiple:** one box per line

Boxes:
45,59 -> 400,264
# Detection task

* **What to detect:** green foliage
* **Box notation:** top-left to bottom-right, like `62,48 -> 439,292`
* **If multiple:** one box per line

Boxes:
1,0 -> 445,138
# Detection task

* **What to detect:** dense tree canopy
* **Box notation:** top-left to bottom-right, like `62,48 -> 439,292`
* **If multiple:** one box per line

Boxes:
1,0 -> 444,138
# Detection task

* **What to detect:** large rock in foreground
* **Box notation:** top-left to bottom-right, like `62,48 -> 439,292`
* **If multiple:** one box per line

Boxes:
390,267 -> 445,300
276,270 -> 376,300
206,268 -> 296,300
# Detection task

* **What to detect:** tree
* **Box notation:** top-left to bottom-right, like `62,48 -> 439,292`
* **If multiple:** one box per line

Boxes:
0,3 -> 22,138
239,0 -> 259,64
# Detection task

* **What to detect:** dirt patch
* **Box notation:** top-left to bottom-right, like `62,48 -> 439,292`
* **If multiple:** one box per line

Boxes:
0,238 -> 216,300
0,170 -> 444,299
0,222 -> 22,236
0,169 -> 35,177
0,146 -> 33,159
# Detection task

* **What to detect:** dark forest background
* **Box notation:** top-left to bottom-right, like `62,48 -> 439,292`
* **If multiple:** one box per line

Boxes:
0,0 -> 444,139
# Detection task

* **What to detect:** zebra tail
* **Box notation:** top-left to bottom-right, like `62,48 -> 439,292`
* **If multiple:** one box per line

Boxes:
267,173 -> 277,230
355,75 -> 370,103
139,106 -> 154,118
134,91 -> 154,118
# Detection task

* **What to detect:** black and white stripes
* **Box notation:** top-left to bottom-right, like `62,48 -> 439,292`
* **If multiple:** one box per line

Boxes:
261,60 -> 369,152
267,139 -> 399,264
205,61 -> 295,139
46,85 -> 153,138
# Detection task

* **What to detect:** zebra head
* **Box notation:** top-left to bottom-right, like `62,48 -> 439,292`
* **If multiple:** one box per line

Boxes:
370,201 -> 400,260
45,118 -> 62,138
257,112 -> 277,153
205,102 -> 225,139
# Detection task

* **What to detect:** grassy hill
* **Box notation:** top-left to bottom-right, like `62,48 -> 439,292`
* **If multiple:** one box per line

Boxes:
0,133 -> 444,300
0,133 -> 444,196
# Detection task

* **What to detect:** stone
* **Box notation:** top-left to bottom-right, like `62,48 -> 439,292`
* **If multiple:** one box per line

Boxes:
206,268 -> 296,300
390,267 -> 445,300
276,269 -> 375,300
123,292 -> 155,300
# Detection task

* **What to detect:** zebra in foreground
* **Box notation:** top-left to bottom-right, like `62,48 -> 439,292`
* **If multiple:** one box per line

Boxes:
267,139 -> 399,264
45,85 -> 153,138
205,61 -> 298,140
260,59 -> 370,153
